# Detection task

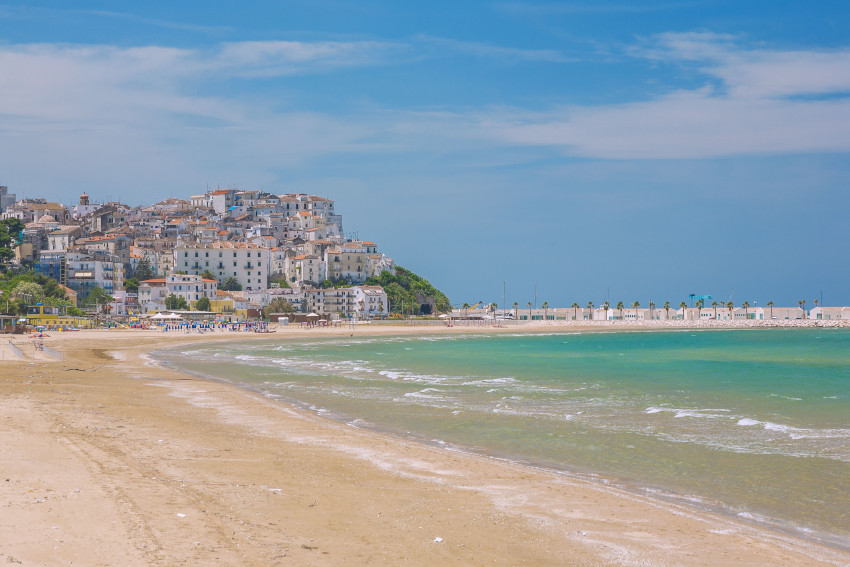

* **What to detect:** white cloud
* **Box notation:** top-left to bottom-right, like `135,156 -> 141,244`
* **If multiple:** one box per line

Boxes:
463,34 -> 850,158
642,32 -> 850,98
0,40 -> 398,199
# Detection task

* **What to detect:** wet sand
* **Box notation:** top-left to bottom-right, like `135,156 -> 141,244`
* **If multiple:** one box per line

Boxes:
1,326 -> 848,566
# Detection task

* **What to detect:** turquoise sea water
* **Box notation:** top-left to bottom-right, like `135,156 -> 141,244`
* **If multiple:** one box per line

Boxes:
159,328 -> 850,548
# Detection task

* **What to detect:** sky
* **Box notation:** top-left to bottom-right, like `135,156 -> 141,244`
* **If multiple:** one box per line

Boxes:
1,1 -> 849,308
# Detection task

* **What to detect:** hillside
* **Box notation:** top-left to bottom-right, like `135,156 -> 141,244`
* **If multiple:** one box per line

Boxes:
364,266 -> 450,315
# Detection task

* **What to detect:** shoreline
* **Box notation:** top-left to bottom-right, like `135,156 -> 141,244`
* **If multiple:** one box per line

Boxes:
152,326 -> 850,554
2,326 -> 849,565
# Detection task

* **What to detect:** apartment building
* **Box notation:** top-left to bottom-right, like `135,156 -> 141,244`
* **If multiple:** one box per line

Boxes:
174,242 -> 270,291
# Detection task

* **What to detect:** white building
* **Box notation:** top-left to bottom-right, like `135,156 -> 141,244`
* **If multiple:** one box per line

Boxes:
285,254 -> 327,286
137,278 -> 168,313
173,242 -> 271,291
352,286 -> 388,318
166,274 -> 218,305
65,250 -> 125,299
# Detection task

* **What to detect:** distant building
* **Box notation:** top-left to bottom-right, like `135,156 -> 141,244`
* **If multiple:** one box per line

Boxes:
0,186 -> 16,213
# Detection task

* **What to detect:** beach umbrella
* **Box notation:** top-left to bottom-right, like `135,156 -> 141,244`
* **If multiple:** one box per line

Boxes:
307,312 -> 319,317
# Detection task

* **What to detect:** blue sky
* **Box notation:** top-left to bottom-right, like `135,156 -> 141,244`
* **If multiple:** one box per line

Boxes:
2,1 -> 849,308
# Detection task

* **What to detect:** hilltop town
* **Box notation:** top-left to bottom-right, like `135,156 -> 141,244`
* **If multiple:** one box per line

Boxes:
0,184 -> 409,321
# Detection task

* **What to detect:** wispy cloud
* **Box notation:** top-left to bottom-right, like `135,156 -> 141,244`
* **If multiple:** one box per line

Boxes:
80,9 -> 231,34
416,35 -> 573,63
0,5 -> 230,34
495,1 -> 706,16
637,32 -> 850,99
215,40 -> 407,77
0,40 -> 403,198
452,33 -> 850,158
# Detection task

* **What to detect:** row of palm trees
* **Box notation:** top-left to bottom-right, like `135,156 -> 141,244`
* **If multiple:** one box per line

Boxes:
458,298 -> 817,321
497,299 -> 799,321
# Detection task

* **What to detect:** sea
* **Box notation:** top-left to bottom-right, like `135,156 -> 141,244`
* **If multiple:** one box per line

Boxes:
157,328 -> 850,549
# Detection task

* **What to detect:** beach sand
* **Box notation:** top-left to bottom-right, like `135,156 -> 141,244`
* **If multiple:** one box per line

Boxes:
1,326 -> 848,566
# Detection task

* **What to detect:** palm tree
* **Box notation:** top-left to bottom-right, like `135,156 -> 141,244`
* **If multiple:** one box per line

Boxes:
527,301 -> 533,321
571,302 -> 580,321
727,301 -> 734,320
586,301 -> 594,321
462,302 -> 470,320
632,301 -> 640,321
742,301 -> 750,319
616,301 -> 624,321
711,300 -> 718,319
490,302 -> 498,321
602,301 -> 610,320
512,301 -> 518,320
542,301 -> 549,321
678,301 -> 688,320
798,299 -> 806,319
766,300 -> 774,320
696,299 -> 704,318
649,301 -> 655,320
663,301 -> 670,320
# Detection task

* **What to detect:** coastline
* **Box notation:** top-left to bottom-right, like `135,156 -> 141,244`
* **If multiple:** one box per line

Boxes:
2,326 -> 849,566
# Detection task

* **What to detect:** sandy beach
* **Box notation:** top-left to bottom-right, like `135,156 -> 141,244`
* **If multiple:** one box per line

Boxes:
2,325 -> 849,566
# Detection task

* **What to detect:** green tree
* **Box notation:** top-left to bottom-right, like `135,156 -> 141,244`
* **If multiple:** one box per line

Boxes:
586,301 -> 594,320
679,301 -> 688,320
542,301 -> 549,321
264,298 -> 295,318
766,300 -> 774,319
571,302 -> 579,321
84,287 -> 114,313
527,301 -> 532,321
513,301 -> 518,319
220,277 -> 242,291
663,301 -> 670,319
124,278 -> 139,294
12,281 -> 45,303
632,301 -> 640,320
268,273 -> 291,288
602,301 -> 610,319
363,266 -> 450,314
165,294 -> 188,310
0,218 -> 24,263
195,296 -> 211,311
616,301 -> 624,320
711,300 -> 719,319
134,257 -> 155,281
201,269 -> 216,281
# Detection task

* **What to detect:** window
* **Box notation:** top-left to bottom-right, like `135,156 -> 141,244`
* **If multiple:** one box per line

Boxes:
205,252 -> 209,257
195,252 -> 198,257
233,262 -> 236,267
